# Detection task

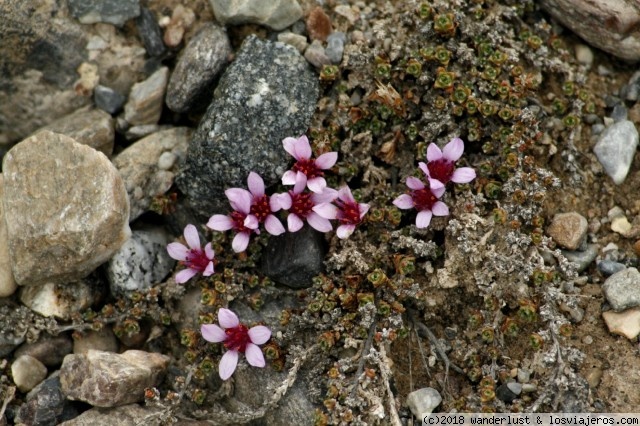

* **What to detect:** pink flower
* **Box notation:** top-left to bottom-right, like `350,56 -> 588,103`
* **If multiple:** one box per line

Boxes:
201,308 -> 272,380
272,178 -> 338,233
167,224 -> 215,283
281,135 -> 338,193
333,186 -> 370,239
393,177 -> 449,228
246,172 -> 285,236
207,188 -> 259,253
418,137 -> 476,186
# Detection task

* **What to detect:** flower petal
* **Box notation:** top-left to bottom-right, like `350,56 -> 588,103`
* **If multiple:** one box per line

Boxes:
203,261 -> 215,276
207,215 -> 233,231
288,214 -> 304,232
451,167 -> 476,183
232,232 -> 250,253
418,162 -> 430,178
283,137 -> 300,159
338,186 -> 355,203
307,177 -> 327,193
247,172 -> 265,197
307,212 -> 333,232
336,224 -> 355,239
175,268 -> 198,284
416,210 -> 433,228
219,350 -> 239,380
312,187 -> 338,204
294,135 -> 312,159
406,176 -> 425,190
443,137 -> 464,161
359,203 -> 370,218
201,324 -> 227,343
245,343 -> 266,367
183,224 -> 201,250
426,143 -> 443,162
264,215 -> 285,235
393,194 -> 414,209
315,152 -> 338,169
428,178 -> 445,190
432,201 -> 450,216
271,192 -> 292,210
244,214 -> 259,229
248,325 -> 271,345
313,202 -> 338,219
167,242 -> 188,261
281,170 -> 297,185
218,308 -> 239,328
432,186 -> 446,198
204,243 -> 215,260
293,172 -> 307,193
225,188 -> 252,214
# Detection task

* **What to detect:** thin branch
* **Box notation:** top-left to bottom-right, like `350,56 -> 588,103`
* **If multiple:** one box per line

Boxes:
350,320 -> 377,399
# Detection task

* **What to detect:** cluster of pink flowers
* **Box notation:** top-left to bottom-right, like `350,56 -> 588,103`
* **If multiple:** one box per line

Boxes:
393,137 -> 475,228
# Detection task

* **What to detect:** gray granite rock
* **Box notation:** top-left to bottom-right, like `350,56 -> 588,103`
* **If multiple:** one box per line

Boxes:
209,0 -> 303,30
0,303 -> 30,357
2,131 -> 130,286
539,0 -> 640,61
19,280 -> 102,320
106,227 -> 175,295
261,225 -> 326,288
94,85 -> 126,115
135,7 -> 166,58
166,23 -> 232,113
0,177 -> 16,298
176,35 -> 319,216
602,267 -> 640,311
113,127 -> 190,221
12,354 -> 48,392
561,244 -> 598,272
68,0 -> 141,27
35,107 -> 115,156
123,67 -> 169,126
15,334 -> 73,367
593,120 -> 639,184
60,349 -> 170,407
406,387 -> 442,419
547,212 -> 588,250
16,375 -> 79,426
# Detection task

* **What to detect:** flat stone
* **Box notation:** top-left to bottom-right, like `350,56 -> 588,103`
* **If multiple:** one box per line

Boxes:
539,0 -> 640,61
20,280 -> 101,320
561,244 -> 598,272
176,35 -> 319,216
547,212 -> 588,250
166,23 -> 232,113
113,127 -> 190,221
60,349 -> 170,407
2,131 -> 130,286
602,307 -> 640,339
261,225 -> 326,288
14,334 -> 73,367
35,107 -> 115,156
593,120 -> 639,184
209,0 -> 303,30
123,67 -> 169,126
602,267 -> 640,311
106,227 -> 174,295
94,85 -> 126,115
598,259 -> 627,276
68,0 -> 141,27
12,354 -> 48,392
135,7 -> 166,58
406,387 -> 442,419
0,177 -> 16,297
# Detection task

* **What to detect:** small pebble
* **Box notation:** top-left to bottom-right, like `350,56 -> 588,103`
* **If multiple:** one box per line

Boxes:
575,44 -> 594,67
94,85 -> 126,115
602,307 -> 640,339
547,212 -> 588,250
561,244 -> 598,272
581,335 -> 593,344
304,39 -> 331,68
516,368 -> 530,383
593,120 -> 639,184
306,6 -> 332,41
611,104 -> 628,122
496,383 -> 519,403
597,260 -> 626,276
12,355 -> 48,392
602,267 -> 640,311
135,7 -> 166,57
406,387 -> 442,419
521,383 -> 537,393
585,368 -> 603,389
326,31 -> 346,64
277,32 -> 308,53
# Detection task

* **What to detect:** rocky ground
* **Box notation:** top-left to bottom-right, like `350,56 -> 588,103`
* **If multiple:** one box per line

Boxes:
2,0 -> 640,425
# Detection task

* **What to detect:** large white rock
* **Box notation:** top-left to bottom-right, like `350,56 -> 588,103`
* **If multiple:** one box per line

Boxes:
2,131 -> 130,286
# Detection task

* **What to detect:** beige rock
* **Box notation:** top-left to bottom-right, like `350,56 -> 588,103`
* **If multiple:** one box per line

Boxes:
123,67 -> 169,126
603,307 -> 640,339
539,0 -> 640,61
547,212 -> 588,250
19,281 -> 100,320
2,131 -> 130,286
0,176 -> 16,298
11,354 -> 48,392
73,327 -> 119,354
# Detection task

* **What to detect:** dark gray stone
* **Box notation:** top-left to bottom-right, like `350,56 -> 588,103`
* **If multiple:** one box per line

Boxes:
16,375 -> 80,426
261,225 -> 326,288
326,32 -> 346,64
68,0 -> 141,27
176,35 -> 319,216
15,334 -> 73,367
496,383 -> 519,403
135,7 -> 166,58
602,267 -> 640,311
94,85 -> 126,115
561,244 -> 598,272
597,260 -> 626,276
166,23 -> 232,113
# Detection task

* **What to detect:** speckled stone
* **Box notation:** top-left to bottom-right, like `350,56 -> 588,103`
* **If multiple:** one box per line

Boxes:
547,212 -> 588,250
602,267 -> 640,311
16,375 -> 79,426
176,35 -> 319,216
123,67 -> 169,126
60,350 -> 170,407
209,0 -> 303,30
2,131 -> 130,286
68,0 -> 140,27
135,7 -> 166,58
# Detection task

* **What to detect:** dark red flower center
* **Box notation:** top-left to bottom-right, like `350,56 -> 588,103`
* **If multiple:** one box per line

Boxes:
230,211 -> 253,234
292,158 -> 323,179
427,159 -> 455,184
290,191 -> 314,218
183,249 -> 210,272
224,324 -> 250,353
412,188 -> 438,211
250,194 -> 271,223
337,200 -> 362,225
